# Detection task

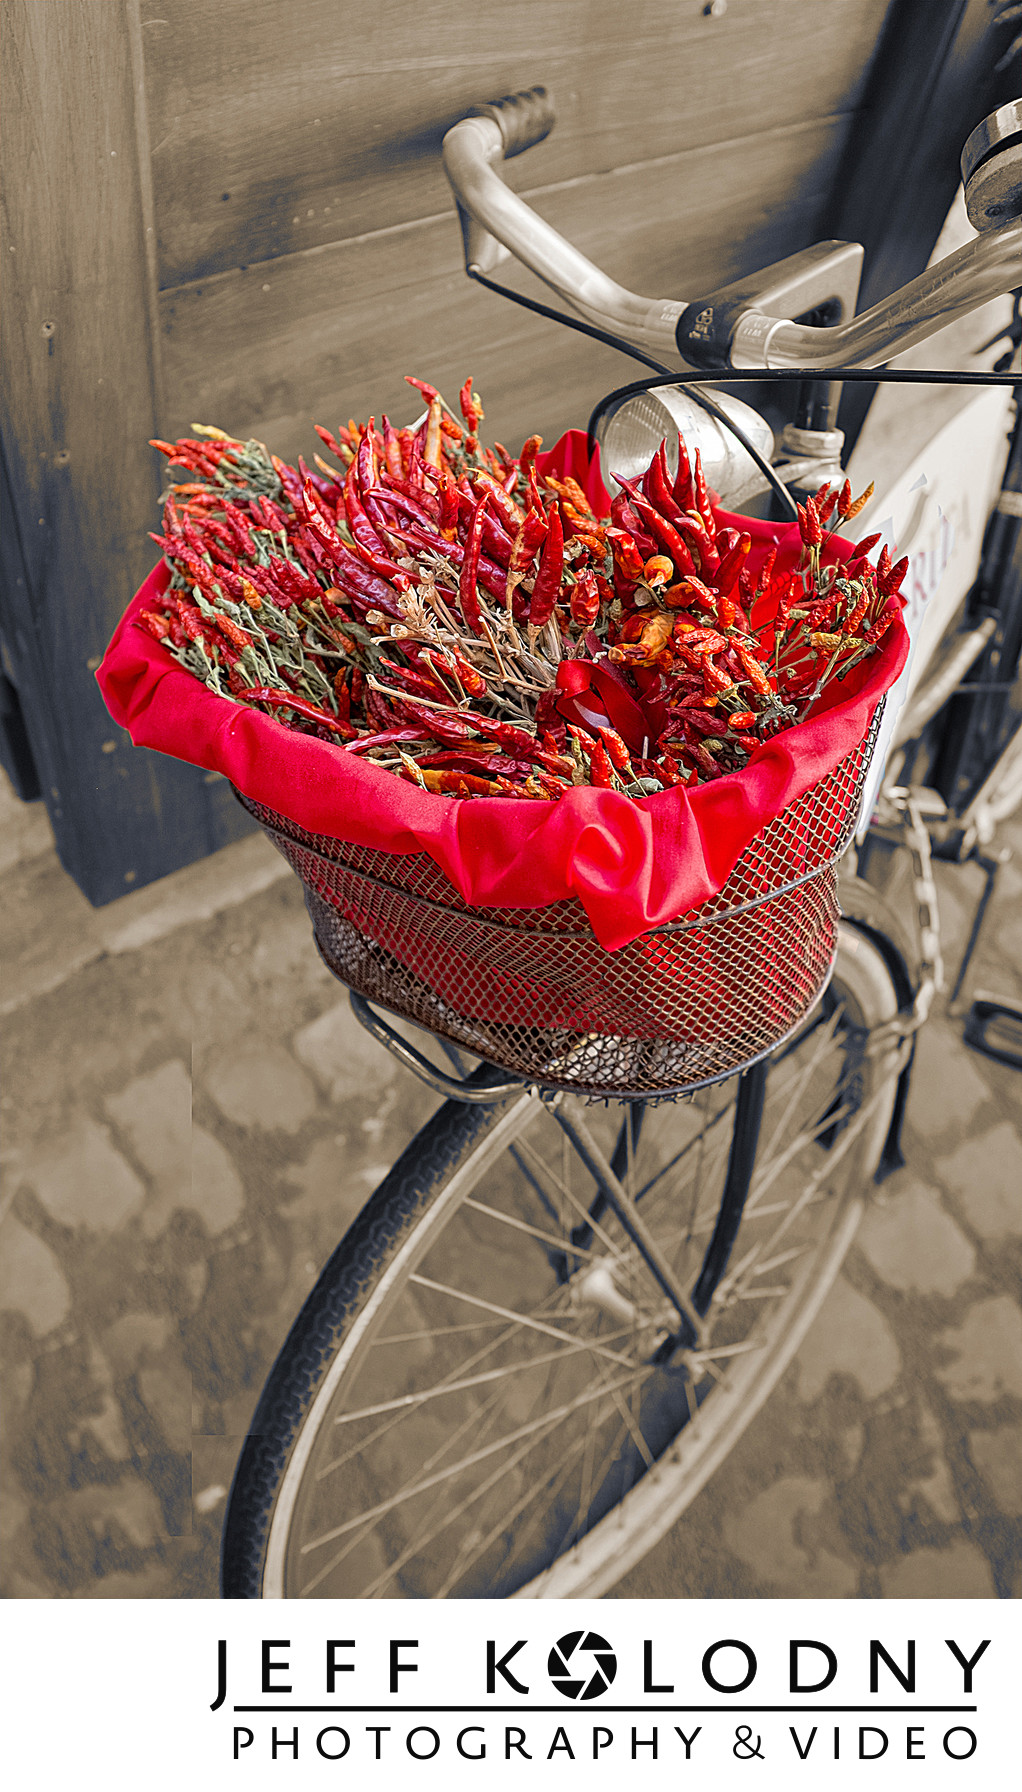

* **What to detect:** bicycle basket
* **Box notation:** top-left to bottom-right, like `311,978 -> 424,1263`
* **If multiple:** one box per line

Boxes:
235,706 -> 880,1098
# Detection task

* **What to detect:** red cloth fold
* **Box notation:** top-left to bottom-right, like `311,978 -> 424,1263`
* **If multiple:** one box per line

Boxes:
98,433 -> 907,951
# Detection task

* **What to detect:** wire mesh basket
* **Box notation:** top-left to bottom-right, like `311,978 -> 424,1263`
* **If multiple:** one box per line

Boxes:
236,710 -> 880,1097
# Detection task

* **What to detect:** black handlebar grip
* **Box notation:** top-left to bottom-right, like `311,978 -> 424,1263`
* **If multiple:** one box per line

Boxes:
468,86 -> 555,159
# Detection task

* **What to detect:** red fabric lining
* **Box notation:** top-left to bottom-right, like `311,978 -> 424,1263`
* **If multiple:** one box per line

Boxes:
97,432 -> 907,951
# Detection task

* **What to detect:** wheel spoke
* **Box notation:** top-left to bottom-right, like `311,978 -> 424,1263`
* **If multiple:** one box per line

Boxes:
462,1196 -> 602,1261
408,1273 -> 640,1367
509,1132 -> 630,1258
320,1328 -> 644,1430
299,1370 -> 643,1555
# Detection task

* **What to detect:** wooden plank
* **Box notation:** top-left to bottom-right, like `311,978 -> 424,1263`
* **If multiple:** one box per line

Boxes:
158,115 -> 848,457
0,0 -> 254,907
142,0 -> 893,286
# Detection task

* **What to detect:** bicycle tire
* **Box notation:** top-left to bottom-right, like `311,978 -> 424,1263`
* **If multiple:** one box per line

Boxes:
221,921 -> 901,1599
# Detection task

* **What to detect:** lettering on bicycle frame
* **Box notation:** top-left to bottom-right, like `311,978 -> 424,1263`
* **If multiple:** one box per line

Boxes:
904,502 -> 956,642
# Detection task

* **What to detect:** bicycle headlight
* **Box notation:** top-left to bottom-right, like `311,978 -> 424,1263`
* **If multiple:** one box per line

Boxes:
593,388 -> 774,511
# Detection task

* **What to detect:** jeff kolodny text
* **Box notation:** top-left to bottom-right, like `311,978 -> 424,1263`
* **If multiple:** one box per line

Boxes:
213,1628 -> 992,1765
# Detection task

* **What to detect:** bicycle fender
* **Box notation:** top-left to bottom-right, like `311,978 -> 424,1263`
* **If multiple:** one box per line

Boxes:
836,867 -> 919,1182
836,868 -> 920,1007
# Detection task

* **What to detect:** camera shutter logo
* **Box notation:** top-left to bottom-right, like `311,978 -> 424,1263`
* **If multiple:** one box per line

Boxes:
547,1631 -> 618,1701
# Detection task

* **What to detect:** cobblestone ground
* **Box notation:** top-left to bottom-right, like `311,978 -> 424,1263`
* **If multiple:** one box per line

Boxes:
2,782 -> 1020,1600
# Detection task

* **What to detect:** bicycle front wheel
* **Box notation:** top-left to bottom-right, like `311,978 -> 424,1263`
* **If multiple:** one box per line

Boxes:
222,921 -> 901,1599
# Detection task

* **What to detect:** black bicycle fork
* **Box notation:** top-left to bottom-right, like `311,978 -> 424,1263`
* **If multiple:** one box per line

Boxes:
550,1060 -> 769,1352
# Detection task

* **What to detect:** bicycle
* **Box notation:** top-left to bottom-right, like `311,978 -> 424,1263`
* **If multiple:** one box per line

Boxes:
220,93 -> 1022,1599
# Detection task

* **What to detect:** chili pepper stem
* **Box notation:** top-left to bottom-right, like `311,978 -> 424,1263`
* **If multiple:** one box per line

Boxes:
478,611 -> 517,677
798,643 -> 846,714
423,654 -> 465,705
369,676 -> 465,713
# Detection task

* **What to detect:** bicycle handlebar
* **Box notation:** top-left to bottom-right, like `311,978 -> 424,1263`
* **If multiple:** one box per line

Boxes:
442,89 -> 686,356
729,226 -> 1022,370
442,89 -> 1022,372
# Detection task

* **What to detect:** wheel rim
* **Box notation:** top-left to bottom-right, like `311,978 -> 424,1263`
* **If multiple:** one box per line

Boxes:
263,927 -> 899,1598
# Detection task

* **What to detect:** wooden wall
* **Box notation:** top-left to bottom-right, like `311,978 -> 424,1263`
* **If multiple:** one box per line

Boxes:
0,0 -> 961,901
149,0 -> 895,460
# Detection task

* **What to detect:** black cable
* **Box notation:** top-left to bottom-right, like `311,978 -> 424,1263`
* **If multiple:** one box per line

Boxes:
467,265 -> 675,377
468,265 -> 1019,524
587,368 -> 1021,525
587,366 -> 1022,451
469,266 -> 800,517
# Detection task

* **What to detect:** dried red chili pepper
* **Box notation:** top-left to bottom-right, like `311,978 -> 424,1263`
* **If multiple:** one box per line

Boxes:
842,480 -> 875,523
378,415 -> 404,481
434,649 -> 488,700
383,472 -> 446,521
459,488 -> 491,637
816,487 -> 839,529
267,553 -> 321,605
329,543 -> 405,617
406,429 -> 425,489
607,526 -> 645,600
596,726 -> 634,777
518,434 -> 543,479
387,519 -> 507,603
312,423 -> 347,468
672,433 -> 694,512
509,508 -> 549,575
803,495 -> 823,548
241,687 -> 354,736
842,589 -> 868,635
545,473 -> 596,520
331,505 -> 414,596
210,611 -> 252,653
680,626 -> 728,655
344,727 -> 427,756
469,468 -> 524,536
642,442 -> 678,520
682,707 -> 729,738
378,657 -> 450,704
670,576 -> 719,613
735,642 -> 775,696
614,476 -> 696,575
138,610 -> 171,641
715,533 -> 751,598
569,729 -> 615,789
863,597 -> 901,644
691,448 -> 716,535
528,502 -> 564,629
418,767 -> 496,797
342,460 -> 390,557
672,511 -> 720,576
404,376 -> 440,406
459,376 -> 484,430
751,547 -> 777,607
422,398 -> 444,469
570,568 -> 601,627
880,554 -> 909,596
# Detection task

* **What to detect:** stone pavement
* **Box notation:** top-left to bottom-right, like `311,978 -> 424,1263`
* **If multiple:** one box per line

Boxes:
1,771 -> 1020,1601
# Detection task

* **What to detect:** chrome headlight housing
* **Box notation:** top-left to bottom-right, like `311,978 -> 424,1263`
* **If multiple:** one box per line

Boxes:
594,387 -> 775,511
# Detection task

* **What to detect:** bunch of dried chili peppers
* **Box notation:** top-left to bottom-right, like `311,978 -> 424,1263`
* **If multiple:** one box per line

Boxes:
138,376 -> 907,800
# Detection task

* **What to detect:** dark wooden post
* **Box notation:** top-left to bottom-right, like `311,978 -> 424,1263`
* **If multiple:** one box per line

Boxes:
0,0 -> 251,904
